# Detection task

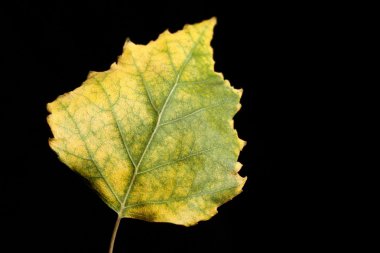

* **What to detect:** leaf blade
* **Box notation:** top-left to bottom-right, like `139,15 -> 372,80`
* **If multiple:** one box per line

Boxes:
48,18 -> 246,226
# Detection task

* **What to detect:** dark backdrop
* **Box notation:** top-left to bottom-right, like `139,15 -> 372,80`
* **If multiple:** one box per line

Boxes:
1,1 -> 306,252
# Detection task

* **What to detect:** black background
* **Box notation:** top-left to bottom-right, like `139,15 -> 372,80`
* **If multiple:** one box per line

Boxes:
1,1 -> 313,252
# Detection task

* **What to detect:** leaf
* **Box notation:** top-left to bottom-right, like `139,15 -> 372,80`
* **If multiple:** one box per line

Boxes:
47,18 -> 246,226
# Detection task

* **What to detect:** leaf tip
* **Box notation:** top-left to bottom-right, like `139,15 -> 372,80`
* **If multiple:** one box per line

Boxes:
206,16 -> 217,26
202,17 -> 217,33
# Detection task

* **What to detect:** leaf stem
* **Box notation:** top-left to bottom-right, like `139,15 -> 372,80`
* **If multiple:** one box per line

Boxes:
109,215 -> 122,253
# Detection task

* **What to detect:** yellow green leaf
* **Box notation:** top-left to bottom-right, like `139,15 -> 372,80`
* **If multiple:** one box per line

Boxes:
47,18 -> 246,226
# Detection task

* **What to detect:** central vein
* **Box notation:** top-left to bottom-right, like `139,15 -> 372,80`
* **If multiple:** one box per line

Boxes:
118,62 -> 184,214
118,26 -> 208,214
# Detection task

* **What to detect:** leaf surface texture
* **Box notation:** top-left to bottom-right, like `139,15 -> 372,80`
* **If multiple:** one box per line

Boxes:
48,18 -> 246,226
